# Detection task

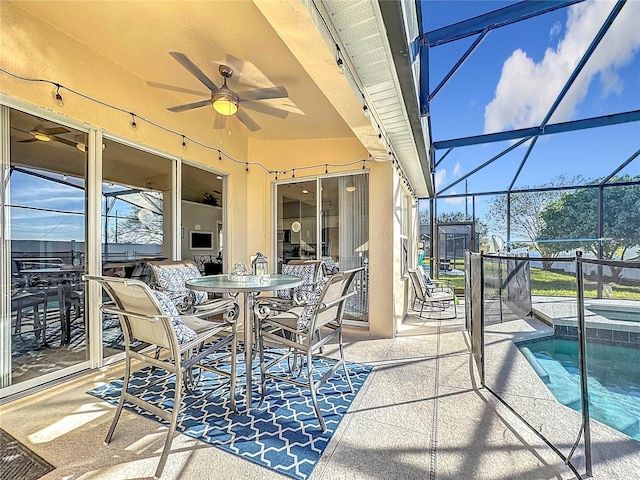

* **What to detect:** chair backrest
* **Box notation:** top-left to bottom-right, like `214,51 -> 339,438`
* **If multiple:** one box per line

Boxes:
310,272 -> 352,331
320,256 -> 339,276
286,260 -> 325,282
408,269 -> 428,301
85,275 -> 195,350
280,263 -> 323,301
147,260 -> 208,308
416,265 -> 432,285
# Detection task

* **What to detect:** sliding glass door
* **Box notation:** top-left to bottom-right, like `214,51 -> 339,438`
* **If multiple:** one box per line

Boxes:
274,173 -> 369,323
4,108 -> 88,388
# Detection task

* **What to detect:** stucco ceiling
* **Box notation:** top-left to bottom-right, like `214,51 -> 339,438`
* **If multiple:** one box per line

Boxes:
13,0 -> 358,142
10,0 -> 432,197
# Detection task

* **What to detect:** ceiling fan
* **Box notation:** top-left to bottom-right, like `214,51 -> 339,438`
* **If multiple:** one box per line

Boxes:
18,125 -> 77,148
149,52 -> 289,132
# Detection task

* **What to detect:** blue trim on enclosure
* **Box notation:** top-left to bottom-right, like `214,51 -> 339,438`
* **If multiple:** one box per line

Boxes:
433,111 -> 640,150
424,0 -> 586,46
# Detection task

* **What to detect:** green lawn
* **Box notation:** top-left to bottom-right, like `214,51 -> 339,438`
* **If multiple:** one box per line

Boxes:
435,265 -> 640,300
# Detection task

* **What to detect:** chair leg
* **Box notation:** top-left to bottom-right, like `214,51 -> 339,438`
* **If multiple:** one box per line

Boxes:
230,322 -> 238,412
105,355 -> 132,444
338,328 -> 353,393
154,368 -> 182,480
307,349 -> 326,432
257,322 -> 268,407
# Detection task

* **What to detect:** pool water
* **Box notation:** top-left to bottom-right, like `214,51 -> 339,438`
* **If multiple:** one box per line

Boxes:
586,305 -> 639,323
517,338 -> 640,441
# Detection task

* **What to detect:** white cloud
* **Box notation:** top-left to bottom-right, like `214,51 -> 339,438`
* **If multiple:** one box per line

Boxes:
434,168 -> 447,189
452,162 -> 461,176
484,0 -> 640,134
445,193 -> 465,205
549,20 -> 562,38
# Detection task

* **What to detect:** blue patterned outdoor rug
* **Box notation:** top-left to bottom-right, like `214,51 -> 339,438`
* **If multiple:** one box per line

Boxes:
87,350 -> 372,480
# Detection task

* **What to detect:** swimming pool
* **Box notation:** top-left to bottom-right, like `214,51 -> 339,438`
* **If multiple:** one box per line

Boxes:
517,337 -> 640,441
586,305 -> 639,323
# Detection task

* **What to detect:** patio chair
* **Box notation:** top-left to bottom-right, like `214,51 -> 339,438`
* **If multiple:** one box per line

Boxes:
257,261 -> 327,315
416,265 -> 452,294
84,275 -> 238,480
147,260 -> 238,320
57,281 -> 84,345
257,270 -> 358,431
408,269 -> 457,319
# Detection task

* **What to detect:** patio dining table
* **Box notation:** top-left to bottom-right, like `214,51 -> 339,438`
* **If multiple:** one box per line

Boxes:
186,273 -> 303,408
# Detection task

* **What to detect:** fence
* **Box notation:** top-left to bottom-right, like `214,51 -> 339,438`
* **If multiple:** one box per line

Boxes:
466,252 -> 640,479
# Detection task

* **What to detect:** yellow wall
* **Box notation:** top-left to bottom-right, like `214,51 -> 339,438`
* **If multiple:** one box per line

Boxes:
1,2 -> 408,338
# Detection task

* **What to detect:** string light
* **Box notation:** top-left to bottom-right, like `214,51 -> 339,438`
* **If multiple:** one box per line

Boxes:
336,45 -> 345,74
0,69 -> 383,188
292,169 -> 295,178
54,84 -> 64,107
245,162 -> 249,172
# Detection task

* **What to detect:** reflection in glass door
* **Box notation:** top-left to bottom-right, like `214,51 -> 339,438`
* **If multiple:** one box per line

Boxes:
276,180 -> 317,272
6,109 -> 87,388
101,138 -> 174,358
321,174 -> 369,323
274,174 -> 369,323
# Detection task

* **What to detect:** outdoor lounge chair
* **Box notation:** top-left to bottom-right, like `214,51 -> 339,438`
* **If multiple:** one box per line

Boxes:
417,265 -> 452,294
408,269 -> 457,319
84,275 -> 238,480
257,269 -> 360,431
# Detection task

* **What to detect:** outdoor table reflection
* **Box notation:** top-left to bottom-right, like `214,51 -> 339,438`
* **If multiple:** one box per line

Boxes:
186,273 -> 303,408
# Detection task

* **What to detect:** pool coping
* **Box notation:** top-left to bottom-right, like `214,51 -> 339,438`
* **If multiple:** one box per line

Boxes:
532,296 -> 640,349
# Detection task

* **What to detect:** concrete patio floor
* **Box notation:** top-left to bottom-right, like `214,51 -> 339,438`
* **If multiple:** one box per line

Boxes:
1,305 -> 634,479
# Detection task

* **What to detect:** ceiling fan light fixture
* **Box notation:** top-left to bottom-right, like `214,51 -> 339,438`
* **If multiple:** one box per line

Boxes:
30,130 -> 51,142
346,186 -> 356,192
212,87 -> 239,116
213,97 -> 238,116
76,142 -> 86,152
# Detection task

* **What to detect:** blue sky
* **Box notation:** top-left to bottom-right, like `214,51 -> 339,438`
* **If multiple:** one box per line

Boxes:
422,0 -> 640,217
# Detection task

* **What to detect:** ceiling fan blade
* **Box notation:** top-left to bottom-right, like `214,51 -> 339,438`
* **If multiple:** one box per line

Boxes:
53,136 -> 77,148
241,100 -> 289,119
168,99 -> 211,113
169,51 -> 219,92
238,86 -> 288,101
236,109 -> 261,132
147,81 -> 209,97
42,127 -> 70,135
213,114 -> 226,130
18,138 -> 38,143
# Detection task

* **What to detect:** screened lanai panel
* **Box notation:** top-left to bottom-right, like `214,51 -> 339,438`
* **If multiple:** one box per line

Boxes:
434,140 -> 532,196
512,123 -> 640,190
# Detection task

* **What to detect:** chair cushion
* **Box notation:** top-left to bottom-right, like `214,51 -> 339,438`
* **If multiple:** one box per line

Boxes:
151,263 -> 208,306
279,264 -> 316,300
151,290 -> 197,344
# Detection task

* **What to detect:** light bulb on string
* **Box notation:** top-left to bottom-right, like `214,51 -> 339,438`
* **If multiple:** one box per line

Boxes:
336,46 -> 346,74
54,84 -> 64,107
130,113 -> 137,130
